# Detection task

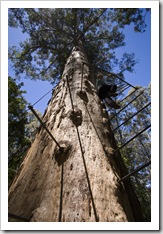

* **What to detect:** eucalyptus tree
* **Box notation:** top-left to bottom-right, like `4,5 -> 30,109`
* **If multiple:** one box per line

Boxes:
8,8 -> 150,222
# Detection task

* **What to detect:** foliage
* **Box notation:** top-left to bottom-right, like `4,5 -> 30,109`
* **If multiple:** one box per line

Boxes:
8,8 -> 150,84
8,77 -> 30,185
110,8 -> 150,33
25,110 -> 42,142
8,77 -> 42,186
110,83 -> 151,221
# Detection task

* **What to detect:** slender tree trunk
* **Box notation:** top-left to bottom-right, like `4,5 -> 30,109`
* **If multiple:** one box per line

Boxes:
8,43 -> 144,222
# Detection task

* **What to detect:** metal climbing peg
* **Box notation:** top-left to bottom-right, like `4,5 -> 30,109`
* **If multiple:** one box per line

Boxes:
28,105 -> 62,150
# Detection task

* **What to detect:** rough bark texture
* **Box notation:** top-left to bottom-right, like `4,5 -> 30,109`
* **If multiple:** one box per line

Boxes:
8,44 -> 143,222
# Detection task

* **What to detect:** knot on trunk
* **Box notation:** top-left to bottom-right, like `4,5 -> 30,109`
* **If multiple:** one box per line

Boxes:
84,80 -> 95,96
53,141 -> 72,166
102,117 -> 108,125
104,146 -> 115,156
77,90 -> 88,103
68,108 -> 83,126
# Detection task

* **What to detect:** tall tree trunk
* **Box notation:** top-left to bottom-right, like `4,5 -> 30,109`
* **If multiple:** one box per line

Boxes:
8,43 -> 144,222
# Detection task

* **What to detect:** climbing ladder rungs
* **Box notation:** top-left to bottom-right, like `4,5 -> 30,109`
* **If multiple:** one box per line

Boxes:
109,90 -> 145,121
116,124 -> 151,151
119,160 -> 151,182
113,102 -> 151,132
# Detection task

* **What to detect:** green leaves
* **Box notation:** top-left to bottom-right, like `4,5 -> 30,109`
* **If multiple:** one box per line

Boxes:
8,77 -> 30,185
25,110 -> 42,142
8,8 -> 150,84
8,77 -> 41,188
8,77 -> 43,186
110,8 -> 149,33
119,52 -> 139,73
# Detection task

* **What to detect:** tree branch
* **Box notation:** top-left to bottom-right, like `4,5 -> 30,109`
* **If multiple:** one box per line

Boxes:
30,9 -> 74,41
84,9 -> 107,33
29,8 -> 55,31
77,9 -> 107,42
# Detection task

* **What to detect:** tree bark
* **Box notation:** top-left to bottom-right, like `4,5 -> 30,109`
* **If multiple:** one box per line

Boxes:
8,43 -> 144,222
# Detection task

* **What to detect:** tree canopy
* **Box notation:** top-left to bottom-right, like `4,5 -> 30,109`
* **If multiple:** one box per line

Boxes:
9,8 -> 150,84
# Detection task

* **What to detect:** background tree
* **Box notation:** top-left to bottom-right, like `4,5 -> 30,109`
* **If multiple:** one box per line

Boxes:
8,76 -> 42,186
25,110 -> 42,142
8,8 -> 150,222
8,77 -> 30,186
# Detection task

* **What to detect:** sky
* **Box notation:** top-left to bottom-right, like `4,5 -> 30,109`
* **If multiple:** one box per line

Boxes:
8,10 -> 151,114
